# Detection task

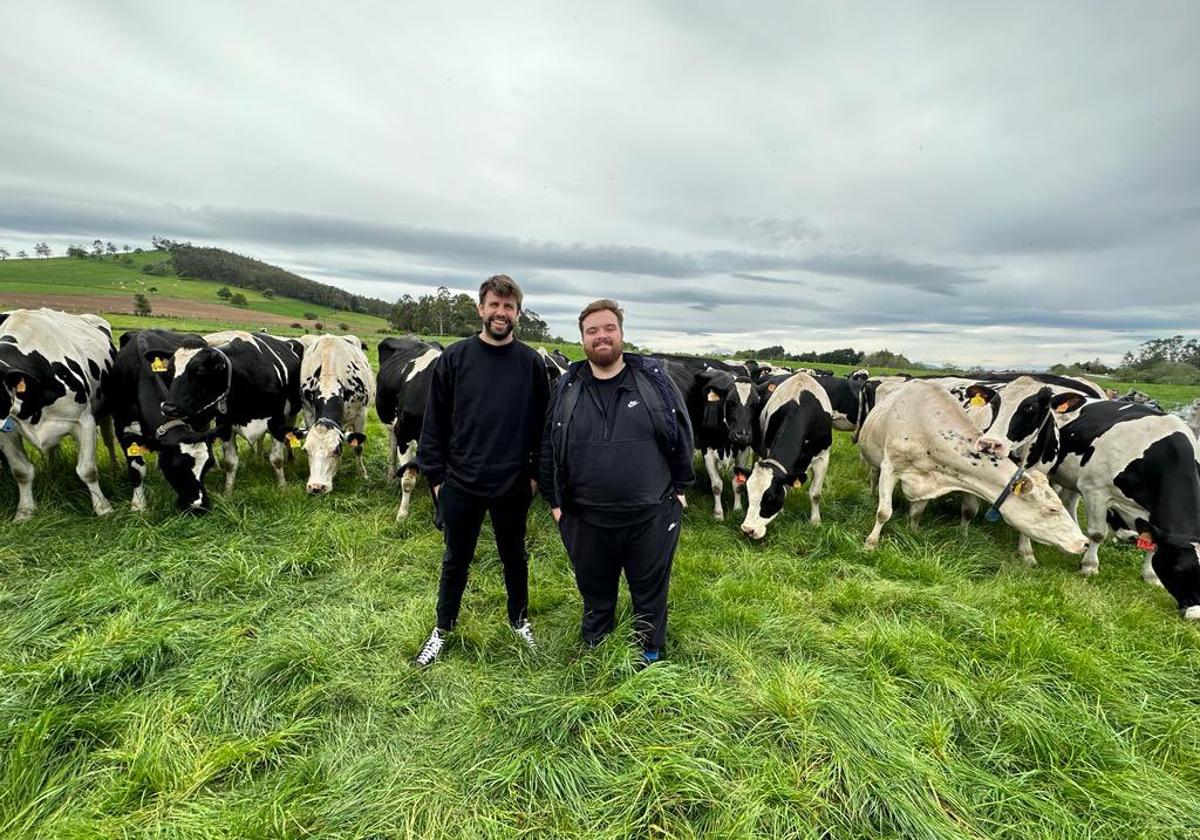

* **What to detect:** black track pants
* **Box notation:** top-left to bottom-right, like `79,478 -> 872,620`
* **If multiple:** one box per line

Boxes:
558,497 -> 682,652
435,481 -> 531,630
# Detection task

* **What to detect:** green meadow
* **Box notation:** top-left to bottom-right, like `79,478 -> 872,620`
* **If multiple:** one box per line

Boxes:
2,256 -> 1200,837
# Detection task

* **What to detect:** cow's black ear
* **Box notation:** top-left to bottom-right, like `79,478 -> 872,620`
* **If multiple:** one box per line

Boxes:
3,369 -> 34,393
360,341 -> 368,351
965,384 -> 998,407
1051,393 -> 1087,415
347,432 -> 367,450
143,351 -> 171,373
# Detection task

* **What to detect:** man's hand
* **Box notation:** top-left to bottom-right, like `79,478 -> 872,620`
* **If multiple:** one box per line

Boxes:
530,478 -> 539,495
677,494 -> 687,509
552,507 -> 562,523
433,484 -> 441,499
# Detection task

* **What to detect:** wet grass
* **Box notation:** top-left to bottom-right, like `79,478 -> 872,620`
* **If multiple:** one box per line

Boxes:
2,419 -> 1199,839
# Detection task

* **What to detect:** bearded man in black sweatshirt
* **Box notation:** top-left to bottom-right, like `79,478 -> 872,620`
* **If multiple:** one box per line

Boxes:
540,299 -> 695,666
412,275 -> 550,667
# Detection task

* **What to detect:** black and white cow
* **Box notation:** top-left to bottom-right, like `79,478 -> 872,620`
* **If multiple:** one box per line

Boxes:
110,329 -> 219,512
376,336 -> 442,519
856,380 -> 1089,557
294,334 -> 374,494
0,308 -> 117,520
1173,398 -> 1200,441
161,331 -> 303,492
760,372 -> 862,433
690,368 -> 762,520
848,368 -> 870,381
740,373 -> 834,540
537,346 -> 569,384
1026,396 -> 1200,618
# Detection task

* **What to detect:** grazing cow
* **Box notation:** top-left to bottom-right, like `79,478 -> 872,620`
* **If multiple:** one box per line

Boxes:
1115,388 -> 1163,412
161,331 -> 303,492
848,368 -> 870,381
856,380 -> 1089,556
740,373 -> 834,540
537,346 -> 569,384
110,329 -> 219,512
294,334 -> 374,494
1173,399 -> 1200,440
762,372 -> 862,433
0,308 -> 117,520
376,336 -> 443,519
1028,397 -> 1200,618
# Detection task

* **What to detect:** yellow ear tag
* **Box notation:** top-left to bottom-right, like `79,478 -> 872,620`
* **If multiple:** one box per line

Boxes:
706,391 -> 721,402
969,394 -> 986,407
792,479 -> 803,489
1012,477 -> 1032,496
126,443 -> 147,457
15,378 -> 26,394
287,433 -> 302,448
151,357 -> 168,373
1056,402 -> 1071,413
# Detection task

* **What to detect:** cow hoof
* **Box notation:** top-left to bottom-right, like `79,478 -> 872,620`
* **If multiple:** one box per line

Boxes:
1143,573 -> 1164,588
1080,564 -> 1099,577
94,501 -> 113,517
131,501 -> 147,514
395,508 -> 409,522
863,539 -> 878,551
13,509 -> 34,523
713,511 -> 724,522
1183,606 -> 1200,621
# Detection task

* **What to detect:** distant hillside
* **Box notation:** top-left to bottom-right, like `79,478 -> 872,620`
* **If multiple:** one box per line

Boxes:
0,250 -> 390,336
170,246 -> 391,319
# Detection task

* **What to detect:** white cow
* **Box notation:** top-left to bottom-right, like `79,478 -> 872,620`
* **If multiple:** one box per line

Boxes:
857,380 -> 1089,556
297,334 -> 375,494
0,308 -> 117,520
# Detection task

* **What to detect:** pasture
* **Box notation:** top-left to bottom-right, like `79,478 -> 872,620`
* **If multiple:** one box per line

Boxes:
2,343 -> 1199,839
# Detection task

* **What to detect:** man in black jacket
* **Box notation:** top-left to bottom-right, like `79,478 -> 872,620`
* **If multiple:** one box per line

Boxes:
413,275 -> 550,667
540,299 -> 695,665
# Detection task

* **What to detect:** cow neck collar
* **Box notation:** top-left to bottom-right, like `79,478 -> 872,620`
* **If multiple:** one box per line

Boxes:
985,466 -> 1027,522
192,346 -> 234,416
155,418 -> 191,440
760,457 -> 789,477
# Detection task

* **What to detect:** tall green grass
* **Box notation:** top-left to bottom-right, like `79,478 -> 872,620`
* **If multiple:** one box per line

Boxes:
2,407 -> 1198,838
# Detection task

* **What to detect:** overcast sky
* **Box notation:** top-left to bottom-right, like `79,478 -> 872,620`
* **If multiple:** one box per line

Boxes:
2,1 -> 1197,366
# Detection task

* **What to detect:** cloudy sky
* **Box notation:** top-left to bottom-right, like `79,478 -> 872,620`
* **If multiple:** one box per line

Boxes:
2,2 -> 1197,366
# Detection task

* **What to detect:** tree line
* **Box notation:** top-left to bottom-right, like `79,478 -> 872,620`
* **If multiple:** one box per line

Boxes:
732,345 -> 915,368
387,286 -> 557,341
1053,335 -> 1200,385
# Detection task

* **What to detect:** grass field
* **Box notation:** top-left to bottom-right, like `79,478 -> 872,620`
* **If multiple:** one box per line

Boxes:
2,335 -> 1200,838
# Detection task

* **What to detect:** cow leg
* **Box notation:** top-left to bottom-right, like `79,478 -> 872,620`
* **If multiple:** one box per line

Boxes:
100,415 -> 118,475
354,417 -> 369,480
221,438 -> 240,493
1,433 -> 36,521
74,416 -> 112,516
909,499 -> 928,528
386,424 -> 399,481
396,441 -> 418,520
1080,492 -> 1108,577
1059,488 -> 1081,525
868,466 -> 880,495
1142,550 -> 1163,587
268,438 -> 288,486
732,447 -> 752,513
1017,532 -> 1037,566
703,448 -> 725,521
960,494 -> 980,530
128,452 -> 148,513
864,460 -> 897,550
808,448 -> 830,525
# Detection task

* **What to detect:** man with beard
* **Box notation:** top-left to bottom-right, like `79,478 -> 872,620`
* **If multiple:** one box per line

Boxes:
413,275 -> 550,667
539,299 -> 694,666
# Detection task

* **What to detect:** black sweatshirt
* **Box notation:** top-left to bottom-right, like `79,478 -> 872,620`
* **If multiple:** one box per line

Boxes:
417,335 -> 550,497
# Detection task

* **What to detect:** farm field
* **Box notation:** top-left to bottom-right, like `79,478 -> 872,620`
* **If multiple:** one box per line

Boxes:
2,334 -> 1200,838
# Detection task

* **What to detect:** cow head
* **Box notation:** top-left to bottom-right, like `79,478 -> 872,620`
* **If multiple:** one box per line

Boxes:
161,341 -> 232,419
700,372 -> 760,450
740,459 -> 796,540
1,352 -> 62,422
974,378 -> 1089,464
155,424 -> 219,512
990,468 -> 1089,555
302,418 -> 364,494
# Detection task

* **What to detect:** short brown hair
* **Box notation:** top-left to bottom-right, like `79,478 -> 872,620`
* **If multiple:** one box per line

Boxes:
478,274 -> 523,310
578,299 -> 624,332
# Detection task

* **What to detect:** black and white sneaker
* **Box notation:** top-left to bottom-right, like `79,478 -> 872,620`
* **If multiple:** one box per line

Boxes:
512,619 -> 536,649
413,627 -> 446,667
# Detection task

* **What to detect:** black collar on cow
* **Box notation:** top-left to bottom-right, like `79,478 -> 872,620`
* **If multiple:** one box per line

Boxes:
191,346 -> 234,416
155,418 -> 191,440
985,466 -> 1028,522
313,417 -> 345,439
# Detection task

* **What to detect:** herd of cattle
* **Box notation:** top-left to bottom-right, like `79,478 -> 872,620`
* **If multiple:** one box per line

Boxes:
2,307 -> 1199,621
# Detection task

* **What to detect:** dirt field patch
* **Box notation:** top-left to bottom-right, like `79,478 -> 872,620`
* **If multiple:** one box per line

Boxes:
0,293 -> 299,326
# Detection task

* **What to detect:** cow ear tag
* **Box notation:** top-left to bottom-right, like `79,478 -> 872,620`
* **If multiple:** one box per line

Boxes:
706,390 -> 721,402
1136,532 -> 1157,551
1,417 -> 14,433
1056,402 -> 1071,413
767,383 -> 777,392
126,442 -> 147,457
286,432 -> 303,448
15,378 -> 26,394
969,394 -> 986,407
733,474 -> 746,486
792,478 -> 803,488
151,357 -> 169,373
1011,476 -> 1032,496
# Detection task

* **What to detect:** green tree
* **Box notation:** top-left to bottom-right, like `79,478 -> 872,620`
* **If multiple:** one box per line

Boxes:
133,293 -> 152,316
262,288 -> 275,299
229,293 -> 248,307
34,242 -> 51,258
217,286 -> 233,300
0,247 -> 8,260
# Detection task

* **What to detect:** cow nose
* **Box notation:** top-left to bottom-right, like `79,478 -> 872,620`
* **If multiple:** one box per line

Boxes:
730,432 -> 752,447
741,523 -> 763,540
307,483 -> 329,495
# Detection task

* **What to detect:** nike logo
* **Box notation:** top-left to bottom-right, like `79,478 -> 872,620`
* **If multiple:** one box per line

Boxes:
668,522 -> 677,531
627,400 -> 640,408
